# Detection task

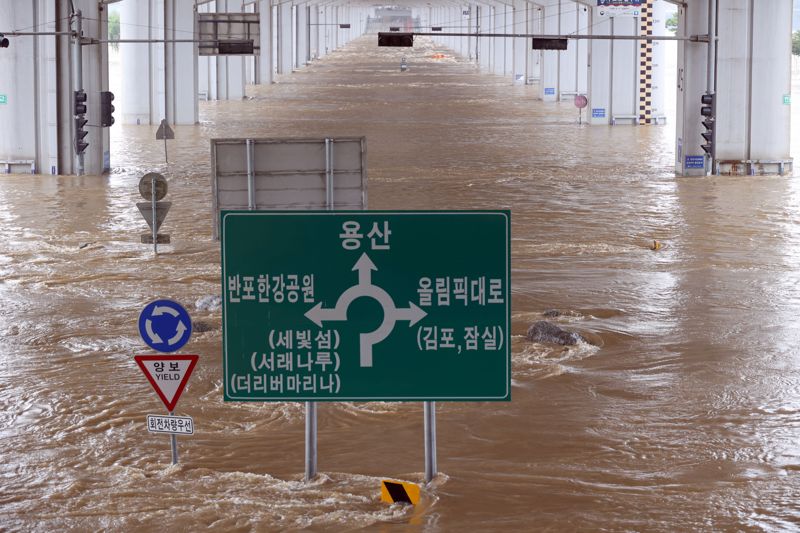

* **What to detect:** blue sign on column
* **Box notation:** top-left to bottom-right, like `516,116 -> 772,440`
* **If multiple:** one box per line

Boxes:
138,299 -> 193,352
685,155 -> 706,169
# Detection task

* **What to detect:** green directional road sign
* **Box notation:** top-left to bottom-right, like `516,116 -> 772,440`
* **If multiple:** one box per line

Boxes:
221,211 -> 510,401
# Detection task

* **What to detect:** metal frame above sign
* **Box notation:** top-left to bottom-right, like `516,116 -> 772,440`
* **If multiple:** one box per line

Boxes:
210,137 -> 368,240
196,13 -> 260,55
211,136 -> 368,483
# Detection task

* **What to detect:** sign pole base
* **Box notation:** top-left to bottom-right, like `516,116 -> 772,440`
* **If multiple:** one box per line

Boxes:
424,401 -> 437,484
305,401 -> 318,482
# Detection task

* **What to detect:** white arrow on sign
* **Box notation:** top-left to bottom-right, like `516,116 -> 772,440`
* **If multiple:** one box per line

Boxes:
153,305 -> 180,318
353,253 -> 377,285
145,319 -> 163,344
304,253 -> 427,367
168,321 -> 188,346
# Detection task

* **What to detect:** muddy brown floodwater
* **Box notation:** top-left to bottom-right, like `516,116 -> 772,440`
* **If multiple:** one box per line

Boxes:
3,36 -> 800,531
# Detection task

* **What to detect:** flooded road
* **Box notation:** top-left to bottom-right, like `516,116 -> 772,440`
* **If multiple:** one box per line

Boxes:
3,36 -> 800,531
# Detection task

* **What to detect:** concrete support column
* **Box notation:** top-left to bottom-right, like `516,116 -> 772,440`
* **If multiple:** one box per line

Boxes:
648,0 -> 668,123
448,7 -> 456,54
164,0 -> 198,124
467,4 -> 477,61
460,5 -> 468,57
257,0 -> 274,84
478,5 -> 491,70
277,2 -> 293,73
444,6 -> 453,50
317,6 -> 326,59
309,4 -> 319,61
676,0 -> 710,175
217,0 -> 246,99
677,0 -> 792,175
149,0 -> 166,123
244,1 -> 257,84
198,1 -> 217,100
554,1 -> 589,99
86,2 -> 110,173
540,0 -> 559,101
332,6 -> 340,51
527,4 -> 542,84
0,0 -> 61,175
452,7 -> 461,54
119,0 -> 150,124
339,6 -> 347,47
291,5 -> 297,69
587,7 -> 611,124
296,4 -> 309,67
512,0 -> 528,83
586,8 -> 638,123
315,5 -> 328,58
558,1 -> 577,98
324,5 -> 332,54
493,4 -> 505,76
342,7 -> 350,45
503,3 -> 514,75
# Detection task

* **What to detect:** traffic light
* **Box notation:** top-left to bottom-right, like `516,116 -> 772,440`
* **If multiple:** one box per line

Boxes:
73,90 -> 87,115
73,90 -> 88,155
100,91 -> 115,127
700,92 -> 715,157
0,34 -> 9,48
75,116 -> 89,155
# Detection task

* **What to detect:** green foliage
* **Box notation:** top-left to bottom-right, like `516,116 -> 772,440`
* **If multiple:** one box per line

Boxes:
793,30 -> 800,56
665,12 -> 678,35
108,10 -> 120,51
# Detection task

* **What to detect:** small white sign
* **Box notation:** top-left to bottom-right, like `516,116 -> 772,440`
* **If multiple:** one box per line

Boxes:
597,1 -> 642,17
147,414 -> 194,435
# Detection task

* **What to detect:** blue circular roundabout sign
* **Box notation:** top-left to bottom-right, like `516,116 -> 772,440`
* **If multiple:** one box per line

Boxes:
138,299 -> 192,353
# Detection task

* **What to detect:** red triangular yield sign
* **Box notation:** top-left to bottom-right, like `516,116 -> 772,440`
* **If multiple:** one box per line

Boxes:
134,355 -> 199,412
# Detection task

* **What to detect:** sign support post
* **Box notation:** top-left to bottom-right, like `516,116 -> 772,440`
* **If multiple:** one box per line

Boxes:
151,174 -> 158,254
170,410 -> 179,464
424,401 -> 437,484
155,119 -> 175,165
303,146 -> 338,482
71,10 -> 85,176
246,139 -> 255,209
305,401 -> 318,481
137,172 -> 171,248
304,143 -> 337,482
